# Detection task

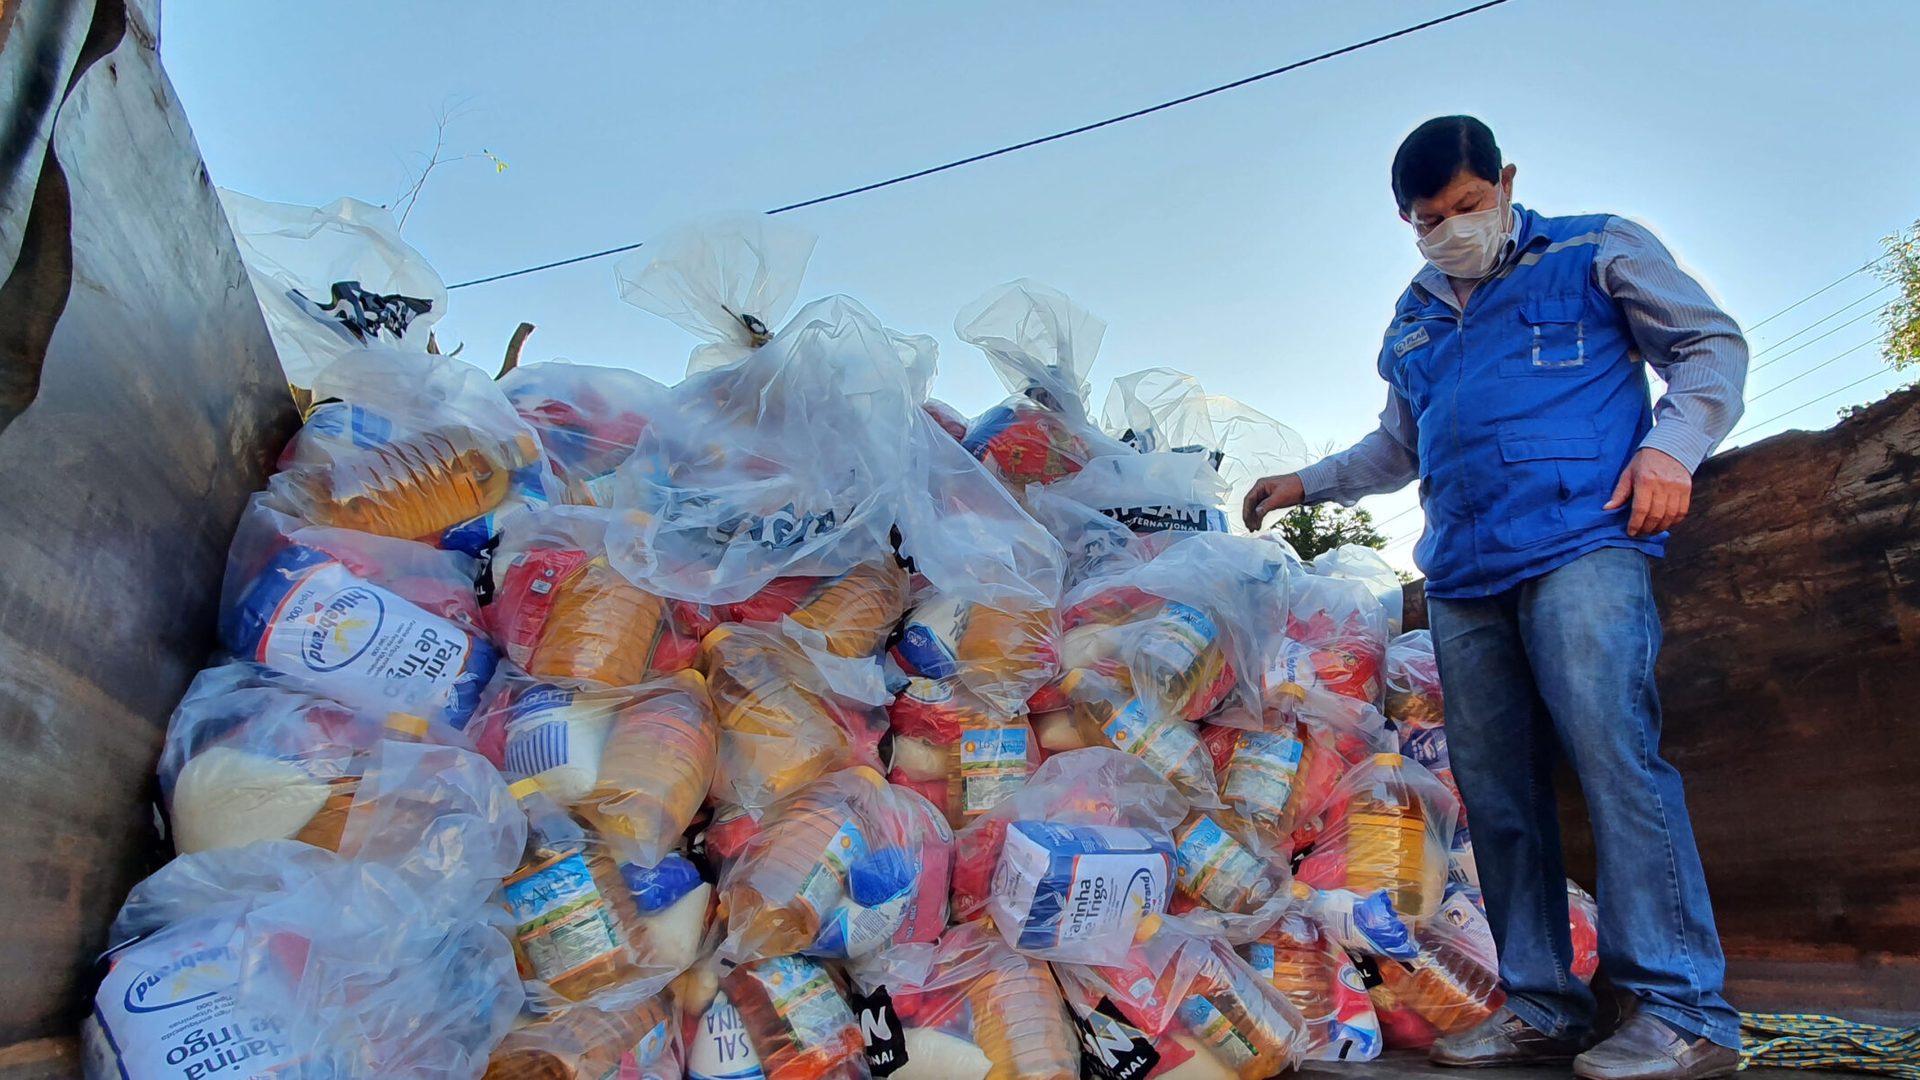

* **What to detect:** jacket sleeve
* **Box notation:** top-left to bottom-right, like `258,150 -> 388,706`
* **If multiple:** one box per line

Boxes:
1597,217 -> 1749,471
1295,384 -> 1420,506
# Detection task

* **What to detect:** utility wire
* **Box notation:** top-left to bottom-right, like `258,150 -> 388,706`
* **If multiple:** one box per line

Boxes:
1729,368 -> 1895,441
1744,256 -> 1888,334
1744,337 -> 1880,407
446,0 -> 1517,290
1747,282 -> 1891,365
1748,302 -> 1890,376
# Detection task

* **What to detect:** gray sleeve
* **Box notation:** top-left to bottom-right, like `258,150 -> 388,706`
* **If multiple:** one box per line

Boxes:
1596,217 -> 1749,471
1295,385 -> 1420,506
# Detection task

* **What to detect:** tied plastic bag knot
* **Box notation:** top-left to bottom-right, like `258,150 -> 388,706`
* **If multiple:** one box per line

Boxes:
614,215 -> 818,374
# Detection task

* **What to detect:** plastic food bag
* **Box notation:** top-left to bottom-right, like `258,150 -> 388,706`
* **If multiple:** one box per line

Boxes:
1056,913 -> 1309,1079
220,496 -> 499,733
500,360 -> 673,506
1244,907 -> 1383,1062
1198,716 -> 1311,852
699,621 -> 890,812
922,399 -> 971,442
604,294 -> 921,606
1286,706 -> 1402,854
896,406 -> 1070,614
159,662 -> 438,855
471,668 -> 717,870
483,993 -> 681,1080
486,506 -> 711,686
1046,451 -> 1231,537
1568,880 -> 1601,983
1022,482 -> 1148,590
1169,810 -> 1288,917
615,215 -> 818,374
221,190 -> 447,387
1269,573 -> 1390,721
720,954 -> 870,1080
717,768 -> 940,962
847,920 -> 1079,1080
1311,545 -> 1404,635
1366,887 -> 1501,1046
950,748 -> 1186,963
271,346 -> 557,554
505,780 -> 712,1002
1384,629 -> 1465,819
87,820 -> 523,1080
891,589 -> 1059,717
956,280 -> 1132,487
888,679 -> 1040,831
1293,753 -> 1459,924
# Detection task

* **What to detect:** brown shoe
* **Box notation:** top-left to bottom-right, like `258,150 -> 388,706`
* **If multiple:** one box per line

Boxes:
1573,1012 -> 1740,1080
1431,1006 -> 1594,1067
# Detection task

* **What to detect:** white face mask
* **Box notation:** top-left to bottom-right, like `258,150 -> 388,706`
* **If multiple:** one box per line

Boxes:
1416,188 -> 1511,279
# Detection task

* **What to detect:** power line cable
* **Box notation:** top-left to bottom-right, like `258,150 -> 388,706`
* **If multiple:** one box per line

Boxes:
1744,256 -> 1888,334
1747,282 -> 1891,363
446,0 -> 1517,291
1748,302 -> 1890,376
1743,337 -> 1880,407
1728,368 -> 1895,441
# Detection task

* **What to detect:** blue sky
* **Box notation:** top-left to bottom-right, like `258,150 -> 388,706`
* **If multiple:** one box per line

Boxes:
161,1 -> 1920,569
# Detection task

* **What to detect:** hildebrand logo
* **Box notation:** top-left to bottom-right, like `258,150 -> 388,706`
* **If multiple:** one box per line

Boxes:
123,945 -> 233,1014
303,586 -> 384,671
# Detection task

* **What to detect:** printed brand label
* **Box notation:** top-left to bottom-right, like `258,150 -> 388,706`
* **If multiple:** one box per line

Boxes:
90,925 -> 298,1080
1245,942 -> 1276,980
849,986 -> 907,1076
1392,325 -> 1430,357
959,726 -> 1031,816
1074,997 -> 1160,1080
1223,729 -> 1305,825
1135,601 -> 1218,679
993,822 -> 1171,955
292,281 -> 432,343
1174,816 -> 1268,911
246,555 -> 484,727
1102,701 -> 1204,782
748,956 -> 856,1053
504,853 -> 624,984
1103,504 -> 1229,534
688,994 -> 765,1080
796,820 -> 867,923
1176,995 -> 1259,1068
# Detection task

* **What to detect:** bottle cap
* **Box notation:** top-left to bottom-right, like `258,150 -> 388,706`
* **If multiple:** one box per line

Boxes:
508,777 -> 543,799
1371,752 -> 1405,767
1134,913 -> 1163,942
385,713 -> 429,738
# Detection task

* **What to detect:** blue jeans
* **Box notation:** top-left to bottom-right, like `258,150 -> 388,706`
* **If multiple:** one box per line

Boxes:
1426,546 -> 1741,1048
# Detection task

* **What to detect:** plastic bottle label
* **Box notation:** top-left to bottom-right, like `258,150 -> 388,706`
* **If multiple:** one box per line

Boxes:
1135,601 -> 1218,679
1101,701 -> 1201,782
1244,942 -> 1276,980
598,1013 -> 674,1080
242,555 -> 487,728
89,926 -> 297,1080
795,820 -> 867,922
1175,996 -> 1260,1069
504,853 -> 624,984
1223,730 -> 1304,823
746,956 -> 856,1053
1173,817 -> 1267,911
959,726 -> 1031,817
688,994 -> 765,1080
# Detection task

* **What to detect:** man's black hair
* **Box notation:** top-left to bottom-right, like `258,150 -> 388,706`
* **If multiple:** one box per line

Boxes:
1391,116 -> 1502,214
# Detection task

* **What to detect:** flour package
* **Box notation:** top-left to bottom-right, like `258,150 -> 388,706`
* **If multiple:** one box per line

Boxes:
219,496 -> 498,733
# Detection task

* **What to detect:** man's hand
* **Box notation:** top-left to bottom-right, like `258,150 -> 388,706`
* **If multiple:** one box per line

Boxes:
1242,474 -> 1306,532
1604,447 -> 1692,537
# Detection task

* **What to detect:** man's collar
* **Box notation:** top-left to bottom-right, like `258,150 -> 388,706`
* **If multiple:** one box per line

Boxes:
1412,203 -> 1534,303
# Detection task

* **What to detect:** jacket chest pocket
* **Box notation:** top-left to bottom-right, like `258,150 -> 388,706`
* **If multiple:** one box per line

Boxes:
1503,294 -> 1591,377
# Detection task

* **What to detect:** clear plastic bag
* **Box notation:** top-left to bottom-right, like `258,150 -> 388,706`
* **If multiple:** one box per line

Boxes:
272,346 -> 558,554
499,361 -> 674,506
922,399 -> 971,442
504,781 -> 712,1003
470,666 -> 717,870
1055,913 -> 1309,1079
1366,886 -> 1502,1046
1293,753 -> 1459,925
955,280 -> 1133,487
1022,481 -> 1148,590
1268,573 -> 1391,722
699,620 -> 890,812
615,215 -> 818,374
1568,879 -> 1601,984
1044,451 -> 1230,537
1167,810 -> 1289,918
486,506 -> 711,686
887,678 -> 1041,832
720,954 -> 871,1080
846,920 -> 1079,1080
716,768 -> 941,962
1311,545 -> 1404,635
891,589 -> 1059,717
219,496 -> 500,734
1198,714 -> 1313,854
221,190 -> 447,388
604,295 -> 920,606
1385,629 -> 1465,821
482,992 -> 681,1080
87,831 -> 522,1080
1243,906 -> 1383,1062
949,747 -> 1186,963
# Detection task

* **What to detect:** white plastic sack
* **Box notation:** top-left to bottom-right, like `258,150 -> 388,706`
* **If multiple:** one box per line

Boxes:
221,190 -> 447,387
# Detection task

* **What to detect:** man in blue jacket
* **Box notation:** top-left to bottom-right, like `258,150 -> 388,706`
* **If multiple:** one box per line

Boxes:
1244,116 -> 1745,1080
